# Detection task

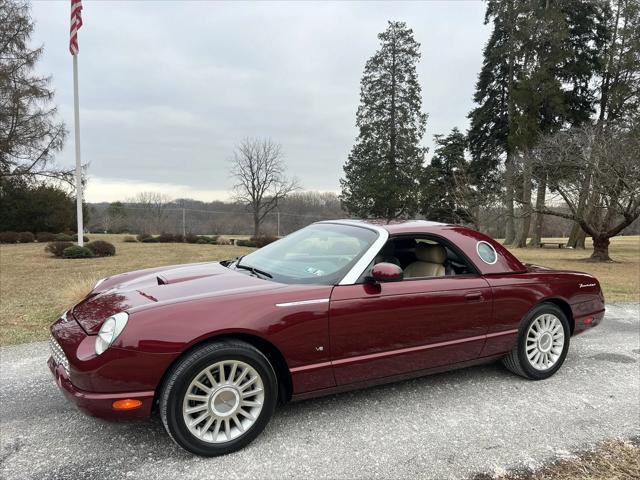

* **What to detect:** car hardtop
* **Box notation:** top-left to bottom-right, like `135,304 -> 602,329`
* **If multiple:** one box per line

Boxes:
316,219 -> 527,275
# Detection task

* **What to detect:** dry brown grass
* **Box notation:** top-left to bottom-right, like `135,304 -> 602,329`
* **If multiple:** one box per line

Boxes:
0,234 -> 254,346
504,235 -> 640,303
473,438 -> 640,480
1,234 -> 638,346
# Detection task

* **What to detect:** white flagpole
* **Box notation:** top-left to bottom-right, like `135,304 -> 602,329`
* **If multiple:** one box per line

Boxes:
73,53 -> 84,247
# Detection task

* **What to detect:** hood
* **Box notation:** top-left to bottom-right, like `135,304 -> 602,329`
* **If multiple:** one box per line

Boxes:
72,262 -> 284,334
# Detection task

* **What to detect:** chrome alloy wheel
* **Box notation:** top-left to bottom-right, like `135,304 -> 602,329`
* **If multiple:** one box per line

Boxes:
525,313 -> 565,370
182,360 -> 264,443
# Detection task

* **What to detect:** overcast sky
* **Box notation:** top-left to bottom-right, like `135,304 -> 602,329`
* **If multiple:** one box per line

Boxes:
30,0 -> 490,202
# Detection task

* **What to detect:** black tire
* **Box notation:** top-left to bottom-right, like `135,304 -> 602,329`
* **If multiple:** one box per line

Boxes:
502,303 -> 570,380
159,340 -> 278,456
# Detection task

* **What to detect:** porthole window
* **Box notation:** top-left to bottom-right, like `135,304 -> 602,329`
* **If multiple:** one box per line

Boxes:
476,241 -> 498,265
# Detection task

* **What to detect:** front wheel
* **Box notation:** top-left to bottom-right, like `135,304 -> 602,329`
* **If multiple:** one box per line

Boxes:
159,340 -> 278,456
502,303 -> 570,380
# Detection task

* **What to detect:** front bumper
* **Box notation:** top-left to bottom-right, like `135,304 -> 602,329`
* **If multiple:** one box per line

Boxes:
48,356 -> 154,419
48,312 -> 177,420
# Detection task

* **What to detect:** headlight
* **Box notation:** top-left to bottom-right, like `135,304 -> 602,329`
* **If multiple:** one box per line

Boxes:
95,312 -> 129,355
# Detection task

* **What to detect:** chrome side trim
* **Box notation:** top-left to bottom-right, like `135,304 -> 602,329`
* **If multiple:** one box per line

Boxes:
314,220 -> 389,285
275,298 -> 330,307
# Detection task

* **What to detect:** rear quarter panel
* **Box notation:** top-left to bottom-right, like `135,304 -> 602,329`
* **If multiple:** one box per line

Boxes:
481,268 -> 605,357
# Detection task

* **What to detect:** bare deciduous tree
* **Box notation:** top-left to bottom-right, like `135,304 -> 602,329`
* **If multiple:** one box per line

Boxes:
126,192 -> 171,234
230,138 -> 299,237
536,124 -> 640,261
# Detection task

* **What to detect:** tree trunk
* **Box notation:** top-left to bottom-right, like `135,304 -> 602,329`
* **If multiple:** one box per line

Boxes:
575,229 -> 587,249
253,214 -> 260,238
528,173 -> 546,247
591,235 -> 611,261
514,151 -> 533,247
567,222 -> 585,249
504,152 -> 516,244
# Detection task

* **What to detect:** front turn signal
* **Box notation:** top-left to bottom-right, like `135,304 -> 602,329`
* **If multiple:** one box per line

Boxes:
112,399 -> 143,410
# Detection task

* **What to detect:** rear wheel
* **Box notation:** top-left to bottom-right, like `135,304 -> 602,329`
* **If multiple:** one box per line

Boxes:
160,340 -> 278,456
503,303 -> 570,380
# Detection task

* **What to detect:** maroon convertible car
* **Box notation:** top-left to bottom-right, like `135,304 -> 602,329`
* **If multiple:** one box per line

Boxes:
49,220 -> 604,455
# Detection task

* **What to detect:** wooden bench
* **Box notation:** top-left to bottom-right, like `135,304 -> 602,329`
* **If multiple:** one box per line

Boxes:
539,242 -> 565,249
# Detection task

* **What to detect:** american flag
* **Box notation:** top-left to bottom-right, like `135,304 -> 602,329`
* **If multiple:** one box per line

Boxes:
69,0 -> 83,55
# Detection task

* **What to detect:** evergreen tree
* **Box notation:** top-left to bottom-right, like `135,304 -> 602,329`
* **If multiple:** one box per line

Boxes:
340,21 -> 427,220
420,128 -> 471,224
468,0 -> 520,243
0,1 -> 68,183
469,0 -> 608,246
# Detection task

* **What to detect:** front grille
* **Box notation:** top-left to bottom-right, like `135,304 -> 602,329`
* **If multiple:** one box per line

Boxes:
49,334 -> 70,376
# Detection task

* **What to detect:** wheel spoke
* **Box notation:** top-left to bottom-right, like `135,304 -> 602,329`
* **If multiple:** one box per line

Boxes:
189,411 -> 209,427
237,408 -> 255,421
194,381 -> 211,394
212,419 -> 221,440
240,376 -> 257,391
229,362 -> 238,383
234,367 -> 249,386
219,362 -> 226,384
187,393 -> 208,402
233,414 -> 244,433
224,418 -> 231,440
185,404 -> 208,415
205,369 -> 217,388
242,387 -> 263,398
199,416 -> 214,437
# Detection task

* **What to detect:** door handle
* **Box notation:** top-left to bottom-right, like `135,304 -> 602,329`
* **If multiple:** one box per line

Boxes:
465,292 -> 483,301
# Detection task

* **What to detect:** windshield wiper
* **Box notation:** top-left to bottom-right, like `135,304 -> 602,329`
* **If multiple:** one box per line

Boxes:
235,262 -> 273,279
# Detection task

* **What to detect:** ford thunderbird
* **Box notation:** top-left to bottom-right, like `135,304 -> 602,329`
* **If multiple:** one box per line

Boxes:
48,220 -> 604,455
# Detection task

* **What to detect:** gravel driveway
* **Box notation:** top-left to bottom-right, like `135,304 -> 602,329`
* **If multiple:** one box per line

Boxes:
1,303 -> 638,479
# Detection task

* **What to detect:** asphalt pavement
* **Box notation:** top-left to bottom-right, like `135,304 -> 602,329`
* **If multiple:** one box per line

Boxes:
1,303 -> 638,479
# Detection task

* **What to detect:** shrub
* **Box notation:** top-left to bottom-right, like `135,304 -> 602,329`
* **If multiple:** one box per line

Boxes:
157,232 -> 175,243
45,241 -> 74,257
173,233 -> 184,243
17,232 -> 35,243
36,232 -> 56,242
185,233 -> 199,244
196,235 -> 219,244
236,239 -> 257,247
62,229 -> 74,237
123,235 -> 137,243
141,236 -> 159,243
136,233 -> 151,242
250,235 -> 278,248
55,233 -> 74,241
86,240 -> 116,257
0,231 -> 20,244
72,234 -> 90,243
63,245 -> 94,259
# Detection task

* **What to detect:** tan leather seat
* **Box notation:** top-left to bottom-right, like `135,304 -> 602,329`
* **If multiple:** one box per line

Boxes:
404,243 -> 447,278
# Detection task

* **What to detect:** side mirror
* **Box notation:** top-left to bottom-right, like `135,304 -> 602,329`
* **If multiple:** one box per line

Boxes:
369,262 -> 403,283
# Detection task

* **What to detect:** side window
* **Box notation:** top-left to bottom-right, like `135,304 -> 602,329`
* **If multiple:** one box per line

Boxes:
368,236 -> 476,280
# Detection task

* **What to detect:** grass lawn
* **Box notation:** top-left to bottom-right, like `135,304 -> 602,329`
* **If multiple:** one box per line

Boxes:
1,234 -> 638,346
503,235 -> 639,304
0,234 -> 254,346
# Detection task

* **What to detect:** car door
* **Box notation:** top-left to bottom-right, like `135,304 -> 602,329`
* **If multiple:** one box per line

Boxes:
328,275 -> 493,386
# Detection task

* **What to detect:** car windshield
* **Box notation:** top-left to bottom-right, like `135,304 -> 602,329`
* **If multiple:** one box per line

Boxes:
233,223 -> 378,285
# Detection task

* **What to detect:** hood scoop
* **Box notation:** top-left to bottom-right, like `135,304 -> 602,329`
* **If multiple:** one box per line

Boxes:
156,272 -> 220,286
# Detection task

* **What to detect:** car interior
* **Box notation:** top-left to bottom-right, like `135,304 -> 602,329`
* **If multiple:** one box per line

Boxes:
370,236 -> 477,279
